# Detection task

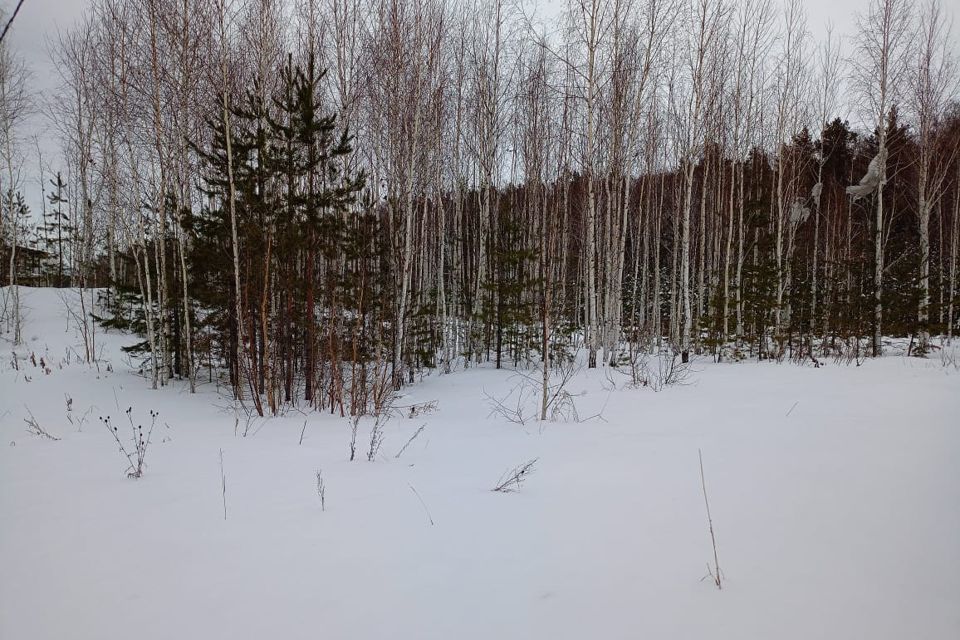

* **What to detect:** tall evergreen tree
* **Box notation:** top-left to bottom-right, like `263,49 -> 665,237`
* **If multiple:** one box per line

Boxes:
40,172 -> 73,286
188,55 -> 365,415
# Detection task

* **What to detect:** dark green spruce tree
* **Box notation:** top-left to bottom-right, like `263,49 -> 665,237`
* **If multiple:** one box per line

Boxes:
187,54 -> 365,414
40,172 -> 74,286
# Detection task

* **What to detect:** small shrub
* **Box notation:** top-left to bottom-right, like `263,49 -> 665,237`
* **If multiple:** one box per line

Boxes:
101,408 -> 158,478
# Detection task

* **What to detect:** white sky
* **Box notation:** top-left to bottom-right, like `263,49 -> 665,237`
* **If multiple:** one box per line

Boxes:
2,0 -> 958,218
5,0 -> 89,218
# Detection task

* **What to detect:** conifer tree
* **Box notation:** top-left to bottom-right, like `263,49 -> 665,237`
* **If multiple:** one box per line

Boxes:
189,55 -> 365,415
40,172 -> 73,286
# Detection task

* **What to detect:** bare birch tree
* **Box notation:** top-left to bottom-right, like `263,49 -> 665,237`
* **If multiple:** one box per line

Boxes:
908,0 -> 957,354
848,0 -> 914,356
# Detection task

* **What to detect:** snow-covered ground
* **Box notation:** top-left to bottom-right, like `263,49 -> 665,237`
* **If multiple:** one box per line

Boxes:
2,286 -> 958,640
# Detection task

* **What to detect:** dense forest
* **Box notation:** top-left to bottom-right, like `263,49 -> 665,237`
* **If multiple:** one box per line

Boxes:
1,0 -> 958,417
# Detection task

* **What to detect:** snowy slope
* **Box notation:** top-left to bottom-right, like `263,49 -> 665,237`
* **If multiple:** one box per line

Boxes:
1,286 -> 958,640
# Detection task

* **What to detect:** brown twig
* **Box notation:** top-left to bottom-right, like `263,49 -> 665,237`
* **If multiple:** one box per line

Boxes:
699,448 -> 722,590
220,448 -> 227,520
394,424 -> 426,458
408,483 -> 434,526
493,458 -> 538,493
23,406 -> 59,441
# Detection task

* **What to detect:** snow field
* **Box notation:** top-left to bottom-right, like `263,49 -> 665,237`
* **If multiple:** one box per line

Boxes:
1,286 -> 959,639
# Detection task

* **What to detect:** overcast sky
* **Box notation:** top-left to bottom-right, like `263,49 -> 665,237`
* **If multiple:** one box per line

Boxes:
5,0 -> 89,217
3,0 -> 958,218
